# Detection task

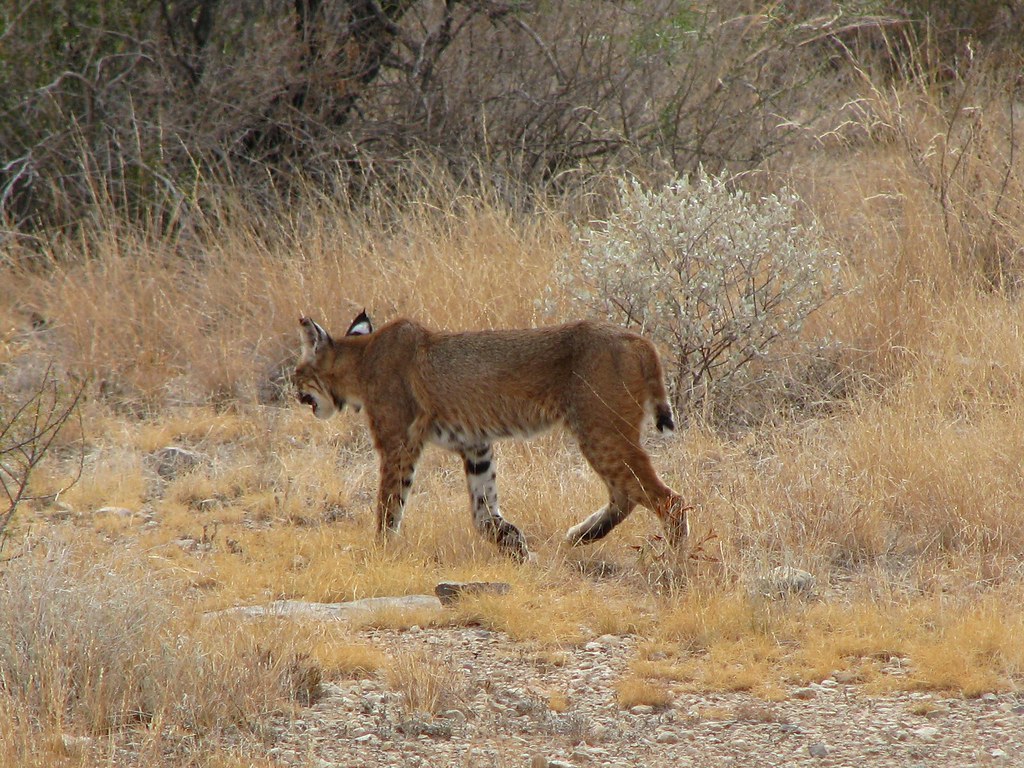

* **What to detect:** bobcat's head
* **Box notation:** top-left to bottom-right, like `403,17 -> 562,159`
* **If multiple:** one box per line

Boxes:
293,312 -> 372,419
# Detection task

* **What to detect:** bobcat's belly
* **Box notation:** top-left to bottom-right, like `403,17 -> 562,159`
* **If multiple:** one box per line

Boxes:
427,419 -> 553,452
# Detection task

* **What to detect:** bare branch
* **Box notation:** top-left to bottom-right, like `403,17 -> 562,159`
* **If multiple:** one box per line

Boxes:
0,366 -> 86,547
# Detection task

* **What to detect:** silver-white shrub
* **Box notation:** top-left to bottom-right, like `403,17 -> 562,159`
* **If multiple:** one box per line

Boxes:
559,169 -> 841,417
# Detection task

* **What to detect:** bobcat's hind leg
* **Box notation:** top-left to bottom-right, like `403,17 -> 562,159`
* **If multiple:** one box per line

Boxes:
569,429 -> 687,549
565,488 -> 635,546
462,444 -> 530,562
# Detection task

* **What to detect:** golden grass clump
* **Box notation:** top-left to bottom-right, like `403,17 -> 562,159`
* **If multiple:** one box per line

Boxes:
386,650 -> 466,715
615,677 -> 673,710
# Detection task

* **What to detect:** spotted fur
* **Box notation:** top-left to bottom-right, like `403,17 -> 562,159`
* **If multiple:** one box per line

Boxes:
293,312 -> 687,561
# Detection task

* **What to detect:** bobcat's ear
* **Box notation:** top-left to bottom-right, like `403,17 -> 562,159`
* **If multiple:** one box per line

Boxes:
346,310 -> 373,337
299,316 -> 331,359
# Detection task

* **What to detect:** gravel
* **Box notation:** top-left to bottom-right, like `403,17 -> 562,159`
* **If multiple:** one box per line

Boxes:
266,626 -> 1023,767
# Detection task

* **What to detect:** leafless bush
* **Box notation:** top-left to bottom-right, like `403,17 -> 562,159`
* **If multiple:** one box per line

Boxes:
0,1 -> 894,230
903,62 -> 1024,289
0,367 -> 84,544
829,32 -> 1024,289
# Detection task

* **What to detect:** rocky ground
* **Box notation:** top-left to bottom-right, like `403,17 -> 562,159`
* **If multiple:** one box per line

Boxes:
260,621 -> 1022,768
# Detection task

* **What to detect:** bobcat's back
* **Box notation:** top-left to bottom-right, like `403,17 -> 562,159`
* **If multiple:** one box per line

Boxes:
404,321 -> 673,439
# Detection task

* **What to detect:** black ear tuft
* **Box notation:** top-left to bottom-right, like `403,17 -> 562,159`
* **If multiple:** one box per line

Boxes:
346,309 -> 373,336
299,316 -> 332,358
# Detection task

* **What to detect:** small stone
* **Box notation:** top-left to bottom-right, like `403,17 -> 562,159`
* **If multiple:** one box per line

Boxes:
318,683 -> 345,699
152,445 -> 205,479
808,742 -> 829,757
990,748 -> 1009,760
914,726 -> 940,741
655,730 -> 680,744
434,581 -> 511,605
630,705 -> 655,715
95,506 -> 134,518
758,566 -> 816,597
397,719 -> 452,739
60,734 -> 94,752
793,687 -> 817,700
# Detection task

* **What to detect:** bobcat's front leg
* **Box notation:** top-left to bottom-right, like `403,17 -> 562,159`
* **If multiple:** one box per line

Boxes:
376,448 -> 421,537
373,418 -> 426,539
460,443 -> 530,562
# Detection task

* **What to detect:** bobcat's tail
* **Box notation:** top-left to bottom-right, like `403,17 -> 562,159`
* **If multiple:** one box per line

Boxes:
655,401 -> 675,433
638,338 -> 676,433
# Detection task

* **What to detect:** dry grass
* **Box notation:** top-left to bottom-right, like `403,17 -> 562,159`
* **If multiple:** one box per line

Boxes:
386,650 -> 466,715
0,544 -> 344,766
2,53 -> 1024,766
615,677 -> 674,710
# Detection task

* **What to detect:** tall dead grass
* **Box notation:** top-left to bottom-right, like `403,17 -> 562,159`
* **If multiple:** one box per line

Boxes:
0,543 -> 336,765
4,168 -> 566,408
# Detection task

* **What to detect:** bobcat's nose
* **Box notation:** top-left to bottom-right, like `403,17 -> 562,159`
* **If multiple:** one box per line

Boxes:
298,392 -> 316,408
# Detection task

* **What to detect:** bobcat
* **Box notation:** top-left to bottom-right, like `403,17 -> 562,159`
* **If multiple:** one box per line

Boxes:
293,311 -> 688,561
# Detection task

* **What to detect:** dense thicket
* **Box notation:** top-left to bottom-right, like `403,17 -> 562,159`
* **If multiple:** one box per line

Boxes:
3,0 -> 1019,230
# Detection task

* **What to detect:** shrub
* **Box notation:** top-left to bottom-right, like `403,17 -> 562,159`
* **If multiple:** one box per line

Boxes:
0,367 -> 84,541
559,170 -> 841,420
0,1 -> 860,230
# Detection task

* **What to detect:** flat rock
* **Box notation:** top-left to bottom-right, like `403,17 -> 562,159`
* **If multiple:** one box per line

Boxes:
208,595 -> 444,622
396,718 -> 453,739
